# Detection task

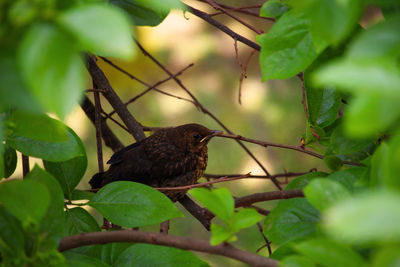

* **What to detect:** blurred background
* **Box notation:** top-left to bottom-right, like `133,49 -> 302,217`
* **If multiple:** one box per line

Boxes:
10,1 -> 327,265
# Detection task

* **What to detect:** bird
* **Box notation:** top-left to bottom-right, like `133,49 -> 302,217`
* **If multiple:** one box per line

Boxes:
89,123 -> 221,201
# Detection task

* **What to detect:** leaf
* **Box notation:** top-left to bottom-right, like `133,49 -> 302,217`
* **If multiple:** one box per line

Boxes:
43,127 -> 87,200
323,191 -> 400,244
231,208 -> 263,232
0,179 -> 50,227
5,110 -> 83,161
25,166 -> 66,249
0,206 -> 26,260
3,145 -> 17,178
323,155 -> 343,171
115,243 -> 210,267
83,243 -> 132,265
327,167 -> 366,191
284,172 -> 328,190
64,252 -> 110,267
18,22 -> 85,118
371,246 -> 400,267
110,0 -> 170,26
257,11 -> 327,81
71,190 -> 95,201
57,4 -> 134,59
330,125 -> 374,154
259,0 -> 289,18
65,207 -> 100,236
294,238 -> 366,267
189,187 -> 234,222
281,255 -> 316,267
89,181 -> 183,228
264,198 -> 319,244
293,0 -> 363,45
210,223 -> 233,246
304,179 -> 350,211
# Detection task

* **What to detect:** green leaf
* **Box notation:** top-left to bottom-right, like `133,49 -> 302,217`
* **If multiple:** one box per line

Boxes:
189,187 -> 234,222
260,0 -> 289,18
331,125 -> 374,154
323,155 -> 343,171
57,4 -> 134,59
371,246 -> 400,267
64,252 -> 110,267
115,243 -> 210,267
348,15 -> 400,60
304,179 -> 350,211
110,0 -> 169,26
313,59 -> 400,98
257,11 -> 327,81
0,179 -> 50,227
284,172 -> 328,190
344,94 -> 400,137
293,0 -> 363,45
3,145 -> 17,178
294,238 -> 365,267
5,110 -> 83,161
231,208 -> 263,232
89,181 -> 182,228
323,190 -> 400,244
0,46 -> 41,112
327,167 -> 366,191
0,206 -> 25,261
65,207 -> 100,235
71,190 -> 95,201
25,166 -> 66,248
83,243 -> 131,265
43,127 -> 87,199
210,223 -> 233,246
264,198 -> 319,244
280,255 -> 316,267
18,22 -> 85,118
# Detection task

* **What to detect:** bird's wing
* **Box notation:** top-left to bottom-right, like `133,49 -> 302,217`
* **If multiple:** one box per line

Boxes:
107,140 -> 143,165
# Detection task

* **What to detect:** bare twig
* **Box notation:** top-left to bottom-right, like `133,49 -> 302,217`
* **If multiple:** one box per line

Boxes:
93,91 -> 104,172
58,230 -> 278,267
235,189 -> 304,208
22,154 -> 29,178
204,169 -> 316,180
256,222 -> 272,255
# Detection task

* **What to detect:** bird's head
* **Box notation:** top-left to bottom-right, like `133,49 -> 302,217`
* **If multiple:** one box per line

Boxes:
171,123 -> 222,153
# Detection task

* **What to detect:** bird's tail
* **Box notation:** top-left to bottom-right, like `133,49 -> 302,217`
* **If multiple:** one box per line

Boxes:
89,172 -> 105,189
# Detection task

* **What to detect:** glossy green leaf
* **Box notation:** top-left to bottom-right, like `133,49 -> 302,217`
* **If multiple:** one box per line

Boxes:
83,243 -> 131,265
280,255 -> 316,267
64,252 -> 110,267
18,22 -> 85,118
89,181 -> 182,227
0,206 -> 25,261
264,198 -> 319,244
260,0 -> 289,18
327,167 -> 365,191
371,246 -> 400,267
294,238 -> 365,267
270,241 -> 297,260
304,179 -> 350,211
65,207 -> 100,236
257,11 -> 327,81
110,0 -> 169,26
331,125 -> 374,154
189,187 -> 234,222
58,4 -> 134,59
231,208 -> 263,231
293,0 -> 363,45
115,243 -> 209,267
3,145 -> 17,178
284,172 -> 328,190
210,223 -> 233,246
5,110 -> 83,161
0,179 -> 50,227
324,191 -> 400,243
26,166 -> 66,248
71,190 -> 95,201
43,127 -> 87,199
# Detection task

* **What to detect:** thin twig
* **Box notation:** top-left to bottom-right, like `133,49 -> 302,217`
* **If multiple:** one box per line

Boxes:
256,222 -> 272,255
22,154 -> 29,178
58,230 -> 278,267
204,169 -> 316,180
235,189 -> 304,208
298,73 -> 308,119
93,91 -> 104,172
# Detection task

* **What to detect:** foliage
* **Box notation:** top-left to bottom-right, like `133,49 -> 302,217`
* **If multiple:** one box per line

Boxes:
1,0 -> 400,266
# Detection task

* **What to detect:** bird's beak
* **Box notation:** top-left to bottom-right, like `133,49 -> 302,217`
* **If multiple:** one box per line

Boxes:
200,130 -> 223,143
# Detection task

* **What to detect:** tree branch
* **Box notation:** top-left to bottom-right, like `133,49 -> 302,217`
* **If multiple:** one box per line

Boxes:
235,189 -> 304,208
58,230 -> 278,267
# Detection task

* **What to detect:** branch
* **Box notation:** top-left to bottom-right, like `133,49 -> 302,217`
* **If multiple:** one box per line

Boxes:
86,56 -> 146,141
184,4 -> 261,51
58,230 -> 278,267
235,189 -> 304,208
215,133 -> 362,166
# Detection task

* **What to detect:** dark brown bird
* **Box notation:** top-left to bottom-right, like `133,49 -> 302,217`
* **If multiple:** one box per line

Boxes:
90,123 -> 221,201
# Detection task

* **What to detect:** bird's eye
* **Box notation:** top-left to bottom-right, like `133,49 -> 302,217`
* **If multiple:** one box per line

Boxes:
193,133 -> 201,139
